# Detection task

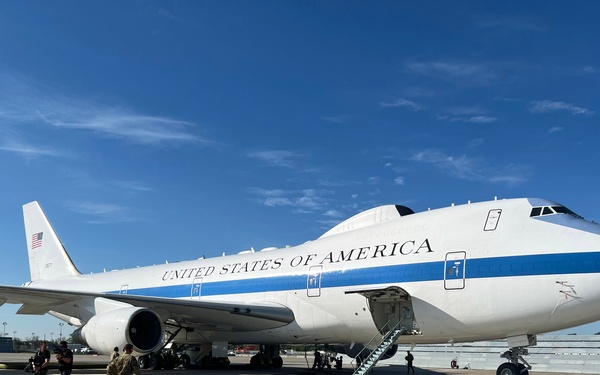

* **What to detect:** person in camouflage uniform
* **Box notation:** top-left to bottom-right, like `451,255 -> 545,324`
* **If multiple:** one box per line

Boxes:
107,344 -> 141,375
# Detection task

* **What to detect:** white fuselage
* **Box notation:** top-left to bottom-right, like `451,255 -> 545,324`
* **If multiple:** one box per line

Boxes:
30,198 -> 600,346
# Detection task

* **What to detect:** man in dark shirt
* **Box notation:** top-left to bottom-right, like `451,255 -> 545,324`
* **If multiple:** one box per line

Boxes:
33,342 -> 51,375
55,341 -> 73,375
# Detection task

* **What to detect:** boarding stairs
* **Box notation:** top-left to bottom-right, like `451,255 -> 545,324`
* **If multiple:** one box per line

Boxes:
352,321 -> 405,375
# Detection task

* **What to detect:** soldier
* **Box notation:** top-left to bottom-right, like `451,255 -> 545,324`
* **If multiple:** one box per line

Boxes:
114,344 -> 141,375
110,347 -> 120,362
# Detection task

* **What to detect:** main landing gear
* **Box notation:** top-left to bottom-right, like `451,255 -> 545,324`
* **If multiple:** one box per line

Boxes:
249,344 -> 284,369
497,347 -> 531,375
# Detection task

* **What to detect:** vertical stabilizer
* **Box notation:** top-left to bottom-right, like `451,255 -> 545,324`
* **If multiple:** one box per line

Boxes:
23,201 -> 81,281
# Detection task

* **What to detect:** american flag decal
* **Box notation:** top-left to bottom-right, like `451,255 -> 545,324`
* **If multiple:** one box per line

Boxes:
32,232 -> 43,249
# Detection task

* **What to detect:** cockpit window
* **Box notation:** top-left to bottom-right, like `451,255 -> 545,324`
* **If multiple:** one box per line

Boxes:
530,205 -> 582,218
530,207 -> 542,217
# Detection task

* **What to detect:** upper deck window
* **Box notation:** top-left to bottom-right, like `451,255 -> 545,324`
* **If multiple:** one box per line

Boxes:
530,205 -> 581,218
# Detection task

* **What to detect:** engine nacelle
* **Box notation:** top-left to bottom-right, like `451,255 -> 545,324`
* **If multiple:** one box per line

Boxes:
72,307 -> 164,355
329,344 -> 398,360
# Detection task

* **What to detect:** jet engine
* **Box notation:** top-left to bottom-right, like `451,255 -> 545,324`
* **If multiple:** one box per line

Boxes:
72,307 -> 164,354
329,343 -> 398,360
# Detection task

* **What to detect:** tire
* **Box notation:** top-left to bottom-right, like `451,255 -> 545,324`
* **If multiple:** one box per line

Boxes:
138,355 -> 149,369
497,363 -> 519,375
517,363 -> 529,375
272,356 -> 283,369
179,354 -> 191,368
149,354 -> 163,370
163,354 -> 176,370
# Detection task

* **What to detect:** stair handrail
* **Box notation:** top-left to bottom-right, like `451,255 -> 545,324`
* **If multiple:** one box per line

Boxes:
350,318 -> 405,373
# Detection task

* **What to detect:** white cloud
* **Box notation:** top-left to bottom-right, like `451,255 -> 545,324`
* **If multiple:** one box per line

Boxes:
468,116 -> 497,123
548,127 -> 564,133
108,180 -> 154,192
529,100 -> 594,116
394,176 -> 405,185
0,72 -> 203,146
323,210 -> 344,218
380,98 -> 424,111
67,201 -> 139,224
0,141 -> 63,158
410,149 -> 529,185
322,115 -> 350,124
248,187 -> 332,212
406,61 -> 499,85
367,177 -> 379,185
247,150 -> 302,169
468,138 -> 484,148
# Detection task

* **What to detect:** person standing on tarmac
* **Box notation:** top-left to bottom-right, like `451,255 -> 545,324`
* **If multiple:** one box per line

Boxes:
110,347 -> 120,362
405,350 -> 415,374
114,344 -> 142,375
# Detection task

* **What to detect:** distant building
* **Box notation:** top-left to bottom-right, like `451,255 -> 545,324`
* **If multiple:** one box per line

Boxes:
0,337 -> 13,353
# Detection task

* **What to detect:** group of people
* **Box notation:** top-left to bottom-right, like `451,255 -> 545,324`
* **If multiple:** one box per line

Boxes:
312,350 -> 343,370
30,341 -> 141,375
30,341 -> 73,375
106,344 -> 142,375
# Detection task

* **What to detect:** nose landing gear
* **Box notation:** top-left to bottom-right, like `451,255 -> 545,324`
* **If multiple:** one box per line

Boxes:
497,347 -> 530,375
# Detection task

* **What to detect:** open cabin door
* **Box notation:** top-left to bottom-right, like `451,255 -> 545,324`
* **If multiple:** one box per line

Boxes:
351,286 -> 419,335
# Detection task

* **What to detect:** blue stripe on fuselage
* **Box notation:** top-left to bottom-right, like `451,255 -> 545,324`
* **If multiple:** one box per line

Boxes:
108,251 -> 600,298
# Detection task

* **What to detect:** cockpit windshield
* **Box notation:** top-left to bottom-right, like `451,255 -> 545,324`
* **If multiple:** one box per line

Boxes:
530,205 -> 581,219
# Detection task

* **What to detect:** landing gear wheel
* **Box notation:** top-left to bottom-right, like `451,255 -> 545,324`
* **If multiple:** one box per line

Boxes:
517,363 -> 529,375
497,363 -> 519,375
272,356 -> 283,369
149,354 -> 163,370
179,354 -> 191,368
138,355 -> 149,369
163,353 -> 176,370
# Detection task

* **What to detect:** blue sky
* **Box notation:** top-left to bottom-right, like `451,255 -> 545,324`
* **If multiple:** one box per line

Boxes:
0,2 -> 599,341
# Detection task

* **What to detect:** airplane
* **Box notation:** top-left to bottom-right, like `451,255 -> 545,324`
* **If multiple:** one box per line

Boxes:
1,198 -> 600,375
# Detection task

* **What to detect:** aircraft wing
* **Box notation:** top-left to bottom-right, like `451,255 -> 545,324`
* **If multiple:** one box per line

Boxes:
0,285 -> 295,331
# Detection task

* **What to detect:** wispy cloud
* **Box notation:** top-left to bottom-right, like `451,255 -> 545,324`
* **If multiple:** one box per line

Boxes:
468,116 -> 497,123
410,149 -> 529,185
468,138 -> 485,148
406,61 -> 499,85
0,72 -> 204,146
248,187 -> 332,212
247,150 -> 303,169
477,17 -> 547,32
380,98 -> 424,111
394,176 -> 405,185
0,141 -> 63,158
529,100 -> 594,116
322,115 -> 350,124
108,180 -> 154,192
548,127 -> 564,134
67,201 -> 140,224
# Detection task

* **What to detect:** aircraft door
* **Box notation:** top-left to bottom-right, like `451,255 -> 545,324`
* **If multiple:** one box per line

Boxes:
191,278 -> 203,299
444,251 -> 466,290
359,286 -> 418,335
307,265 -> 322,297
120,285 -> 129,294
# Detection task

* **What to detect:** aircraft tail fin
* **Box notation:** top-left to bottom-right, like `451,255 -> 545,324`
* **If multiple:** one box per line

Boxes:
23,201 -> 81,281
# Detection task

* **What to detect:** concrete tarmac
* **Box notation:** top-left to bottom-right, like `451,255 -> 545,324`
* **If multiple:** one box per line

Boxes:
0,353 -> 556,375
